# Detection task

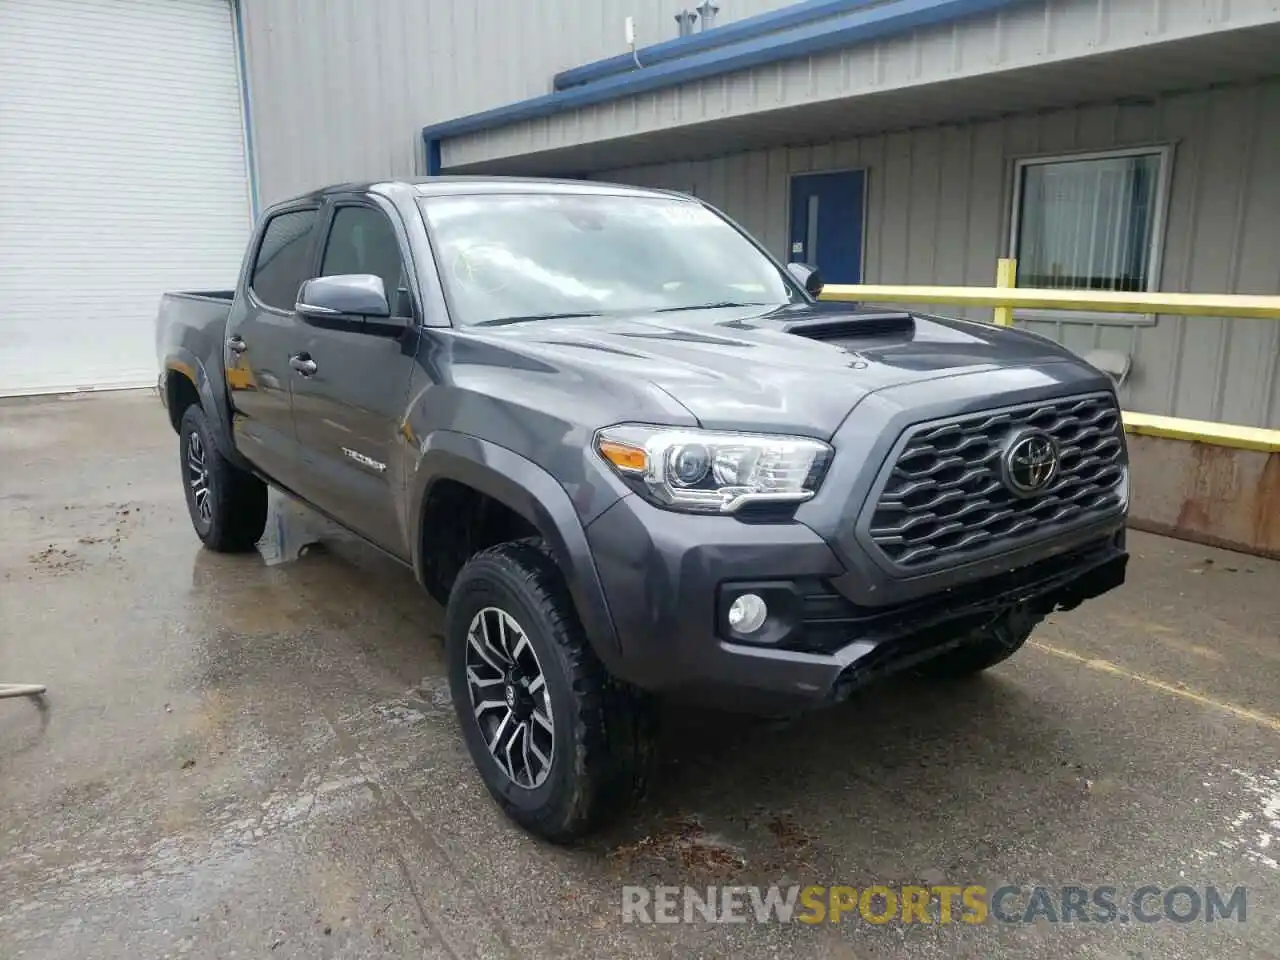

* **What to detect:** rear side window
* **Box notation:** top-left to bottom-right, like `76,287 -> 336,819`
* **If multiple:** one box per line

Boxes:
320,206 -> 412,318
250,209 -> 318,310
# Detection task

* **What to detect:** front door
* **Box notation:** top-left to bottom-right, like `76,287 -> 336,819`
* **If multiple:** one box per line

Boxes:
225,205 -> 321,489
788,170 -> 865,284
288,200 -> 422,557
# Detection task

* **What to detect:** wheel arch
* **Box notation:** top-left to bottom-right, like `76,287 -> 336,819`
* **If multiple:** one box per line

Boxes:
410,431 -> 622,665
161,350 -> 249,470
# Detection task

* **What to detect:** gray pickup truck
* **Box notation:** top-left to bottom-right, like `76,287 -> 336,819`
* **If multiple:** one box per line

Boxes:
156,177 -> 1128,840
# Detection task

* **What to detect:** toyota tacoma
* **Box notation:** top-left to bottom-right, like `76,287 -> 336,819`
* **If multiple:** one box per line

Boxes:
156,177 -> 1128,841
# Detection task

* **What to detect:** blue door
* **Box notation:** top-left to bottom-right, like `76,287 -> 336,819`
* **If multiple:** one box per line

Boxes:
789,171 -> 865,284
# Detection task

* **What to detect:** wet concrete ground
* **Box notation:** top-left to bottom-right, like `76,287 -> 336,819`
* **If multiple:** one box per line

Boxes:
1,390 -> 1278,959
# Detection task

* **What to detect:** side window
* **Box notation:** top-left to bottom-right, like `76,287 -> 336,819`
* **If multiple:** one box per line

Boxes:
250,209 -> 319,310
320,206 -> 413,317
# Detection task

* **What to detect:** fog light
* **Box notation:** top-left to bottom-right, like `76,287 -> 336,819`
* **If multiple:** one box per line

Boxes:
727,593 -> 768,634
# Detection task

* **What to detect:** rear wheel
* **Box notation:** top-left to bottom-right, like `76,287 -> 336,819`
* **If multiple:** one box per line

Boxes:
445,539 -> 656,842
914,607 -> 1042,679
179,405 -> 267,552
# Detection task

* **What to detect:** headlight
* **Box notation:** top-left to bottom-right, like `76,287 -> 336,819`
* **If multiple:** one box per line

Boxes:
595,424 -> 832,514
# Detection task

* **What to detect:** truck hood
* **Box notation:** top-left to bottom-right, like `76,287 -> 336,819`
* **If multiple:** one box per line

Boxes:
474,304 -> 1090,438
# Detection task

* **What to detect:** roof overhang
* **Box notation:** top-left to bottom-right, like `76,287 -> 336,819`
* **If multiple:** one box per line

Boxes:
422,0 -> 1280,176
421,0 -> 1029,173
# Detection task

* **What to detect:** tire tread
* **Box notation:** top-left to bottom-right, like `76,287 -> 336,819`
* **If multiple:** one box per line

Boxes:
447,538 -> 655,841
179,405 -> 267,553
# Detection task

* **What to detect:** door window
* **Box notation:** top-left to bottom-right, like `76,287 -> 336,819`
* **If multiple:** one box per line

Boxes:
250,209 -> 319,310
320,206 -> 413,318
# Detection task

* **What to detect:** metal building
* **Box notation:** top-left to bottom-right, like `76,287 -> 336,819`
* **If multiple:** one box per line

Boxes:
5,0 -> 1280,430
236,0 -> 1280,429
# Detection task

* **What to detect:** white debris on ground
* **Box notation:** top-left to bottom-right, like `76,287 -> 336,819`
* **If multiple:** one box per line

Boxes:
1194,767 -> 1280,871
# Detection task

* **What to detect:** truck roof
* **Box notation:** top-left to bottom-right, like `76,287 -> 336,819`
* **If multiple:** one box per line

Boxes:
282,176 -> 690,206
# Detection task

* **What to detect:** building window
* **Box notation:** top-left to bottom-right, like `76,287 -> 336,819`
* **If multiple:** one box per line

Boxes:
1011,148 -> 1169,292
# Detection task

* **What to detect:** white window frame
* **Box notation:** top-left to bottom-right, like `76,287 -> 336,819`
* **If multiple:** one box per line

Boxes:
1008,145 -> 1174,326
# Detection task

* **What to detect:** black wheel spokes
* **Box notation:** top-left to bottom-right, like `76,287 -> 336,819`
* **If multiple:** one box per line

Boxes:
465,607 -> 554,788
187,432 -> 212,524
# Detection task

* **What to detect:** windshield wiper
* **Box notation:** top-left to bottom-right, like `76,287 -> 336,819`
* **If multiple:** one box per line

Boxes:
473,312 -> 602,327
653,301 -> 771,313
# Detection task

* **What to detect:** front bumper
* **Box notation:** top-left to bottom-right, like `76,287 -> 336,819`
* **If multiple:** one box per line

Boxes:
585,493 -> 1127,713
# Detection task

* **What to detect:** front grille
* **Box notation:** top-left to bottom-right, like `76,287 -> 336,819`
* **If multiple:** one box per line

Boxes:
865,393 -> 1125,570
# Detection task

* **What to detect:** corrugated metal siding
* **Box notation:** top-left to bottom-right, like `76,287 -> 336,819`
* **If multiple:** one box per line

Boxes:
237,0 -> 795,203
598,80 -> 1280,428
440,0 -> 1280,169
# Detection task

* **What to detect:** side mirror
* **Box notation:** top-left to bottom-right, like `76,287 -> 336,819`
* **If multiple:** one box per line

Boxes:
296,274 -> 392,321
787,262 -> 824,298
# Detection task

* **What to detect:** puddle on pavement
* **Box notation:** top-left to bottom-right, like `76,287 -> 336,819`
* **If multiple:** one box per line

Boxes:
256,493 -> 327,566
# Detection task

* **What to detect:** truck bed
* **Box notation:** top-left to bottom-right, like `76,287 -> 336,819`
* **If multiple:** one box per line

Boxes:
155,290 -> 237,391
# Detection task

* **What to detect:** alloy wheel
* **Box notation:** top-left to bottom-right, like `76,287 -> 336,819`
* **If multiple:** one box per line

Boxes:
465,606 -> 555,788
187,430 -> 212,526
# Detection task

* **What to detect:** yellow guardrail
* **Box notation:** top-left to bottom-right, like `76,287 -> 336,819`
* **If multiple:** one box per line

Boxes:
1119,412 -> 1280,454
821,260 -> 1280,323
820,259 -> 1280,452
823,284 -> 1280,321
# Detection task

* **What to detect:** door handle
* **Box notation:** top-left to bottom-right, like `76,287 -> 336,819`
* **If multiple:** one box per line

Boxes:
289,353 -> 318,376
227,335 -> 247,354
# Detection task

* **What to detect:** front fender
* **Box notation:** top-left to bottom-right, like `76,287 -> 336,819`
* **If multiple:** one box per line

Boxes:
409,431 -> 622,666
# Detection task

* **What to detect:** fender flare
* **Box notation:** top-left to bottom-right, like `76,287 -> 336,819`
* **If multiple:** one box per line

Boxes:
161,350 -> 252,471
409,431 -> 622,665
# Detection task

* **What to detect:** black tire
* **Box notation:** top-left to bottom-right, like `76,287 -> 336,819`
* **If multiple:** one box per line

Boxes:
178,404 -> 268,553
445,539 -> 656,842
914,607 -> 1042,679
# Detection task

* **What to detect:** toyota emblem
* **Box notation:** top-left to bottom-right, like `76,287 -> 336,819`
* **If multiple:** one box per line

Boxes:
1002,430 -> 1060,496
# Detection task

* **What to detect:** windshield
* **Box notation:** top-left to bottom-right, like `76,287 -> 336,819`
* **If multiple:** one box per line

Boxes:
419,192 -> 801,326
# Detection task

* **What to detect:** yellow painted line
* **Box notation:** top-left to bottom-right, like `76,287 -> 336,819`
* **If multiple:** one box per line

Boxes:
1030,641 -> 1280,732
1120,410 -> 1280,453
821,283 -> 1280,319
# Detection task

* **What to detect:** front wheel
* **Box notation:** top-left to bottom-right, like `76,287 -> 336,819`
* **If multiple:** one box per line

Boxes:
179,405 -> 267,552
445,540 -> 656,842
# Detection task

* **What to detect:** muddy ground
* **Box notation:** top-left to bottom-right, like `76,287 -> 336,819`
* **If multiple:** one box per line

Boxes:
2,390 -> 1277,958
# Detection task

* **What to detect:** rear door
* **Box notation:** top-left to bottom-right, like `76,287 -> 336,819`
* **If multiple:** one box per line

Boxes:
225,205 -> 320,487
287,197 -> 422,557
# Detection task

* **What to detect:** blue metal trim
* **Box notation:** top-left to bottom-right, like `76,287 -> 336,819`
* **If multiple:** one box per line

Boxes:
421,0 -> 1026,155
554,0 -> 882,91
426,138 -> 442,176
231,0 -> 260,219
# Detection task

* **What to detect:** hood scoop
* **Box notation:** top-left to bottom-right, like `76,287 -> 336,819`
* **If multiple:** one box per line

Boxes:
781,311 -> 915,341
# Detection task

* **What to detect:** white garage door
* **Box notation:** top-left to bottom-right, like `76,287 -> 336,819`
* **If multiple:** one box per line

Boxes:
0,0 -> 251,396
